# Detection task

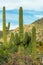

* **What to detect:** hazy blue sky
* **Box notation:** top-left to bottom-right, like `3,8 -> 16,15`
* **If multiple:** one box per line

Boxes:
0,0 -> 43,30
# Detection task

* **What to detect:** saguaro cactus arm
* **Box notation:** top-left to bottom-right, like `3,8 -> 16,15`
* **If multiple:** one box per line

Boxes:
8,22 -> 10,30
6,22 -> 10,33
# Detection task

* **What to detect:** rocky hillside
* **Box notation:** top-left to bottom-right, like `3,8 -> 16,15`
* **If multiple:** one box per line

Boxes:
0,18 -> 43,42
33,18 -> 43,41
12,18 -> 43,42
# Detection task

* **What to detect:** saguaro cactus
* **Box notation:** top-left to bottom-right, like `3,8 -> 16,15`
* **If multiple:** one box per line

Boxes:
31,26 -> 37,59
15,33 -> 20,45
19,7 -> 23,41
3,6 -> 7,45
32,26 -> 36,43
8,22 -> 10,30
23,32 -> 29,47
6,22 -> 10,33
9,32 -> 15,44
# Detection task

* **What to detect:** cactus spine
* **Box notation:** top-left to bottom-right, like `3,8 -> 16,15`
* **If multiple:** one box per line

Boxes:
19,7 -> 23,41
3,6 -> 7,45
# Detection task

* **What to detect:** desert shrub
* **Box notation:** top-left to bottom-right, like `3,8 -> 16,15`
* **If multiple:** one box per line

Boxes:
8,42 -> 18,54
0,44 -> 10,65
18,45 -> 24,56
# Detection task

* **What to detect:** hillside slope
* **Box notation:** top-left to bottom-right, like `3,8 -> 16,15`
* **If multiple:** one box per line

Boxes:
12,18 -> 43,42
0,18 -> 43,42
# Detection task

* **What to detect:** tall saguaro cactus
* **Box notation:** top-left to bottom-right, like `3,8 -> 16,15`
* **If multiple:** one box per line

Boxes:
19,7 -> 23,41
31,26 -> 36,44
3,6 -> 7,45
31,26 -> 37,59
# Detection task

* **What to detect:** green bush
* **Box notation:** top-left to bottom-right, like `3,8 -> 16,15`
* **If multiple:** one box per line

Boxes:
0,44 -> 10,65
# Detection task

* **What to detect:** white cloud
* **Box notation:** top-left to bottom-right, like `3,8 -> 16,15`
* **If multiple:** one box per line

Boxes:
0,0 -> 43,11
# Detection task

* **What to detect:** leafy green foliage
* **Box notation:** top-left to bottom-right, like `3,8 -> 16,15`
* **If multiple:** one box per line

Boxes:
0,44 -> 10,65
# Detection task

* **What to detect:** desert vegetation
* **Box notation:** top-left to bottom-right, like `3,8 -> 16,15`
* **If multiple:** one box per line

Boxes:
0,6 -> 43,65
